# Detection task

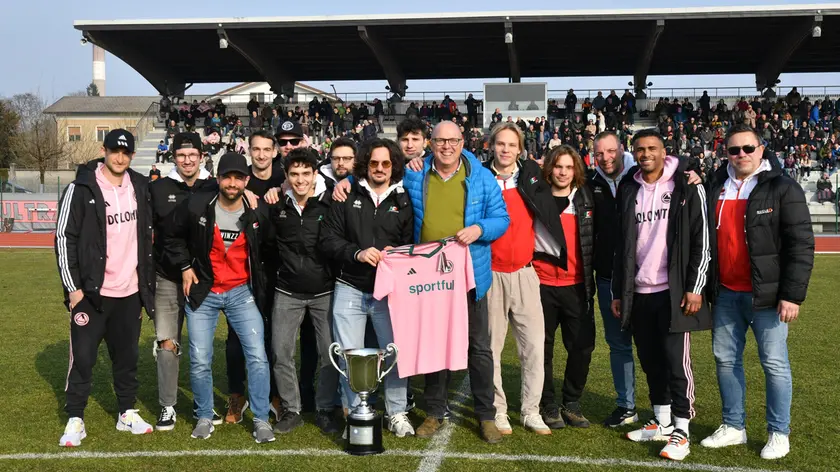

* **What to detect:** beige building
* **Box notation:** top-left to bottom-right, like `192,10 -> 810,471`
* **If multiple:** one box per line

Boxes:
43,96 -> 164,165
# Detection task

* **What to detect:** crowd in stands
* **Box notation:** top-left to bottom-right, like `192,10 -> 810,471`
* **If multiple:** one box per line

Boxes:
155,88 -> 837,203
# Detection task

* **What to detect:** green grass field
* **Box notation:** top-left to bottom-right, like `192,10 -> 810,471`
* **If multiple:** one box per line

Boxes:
0,249 -> 837,472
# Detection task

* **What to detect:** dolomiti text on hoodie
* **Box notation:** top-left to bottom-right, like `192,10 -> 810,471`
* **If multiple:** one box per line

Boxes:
95,163 -> 139,297
632,155 -> 678,293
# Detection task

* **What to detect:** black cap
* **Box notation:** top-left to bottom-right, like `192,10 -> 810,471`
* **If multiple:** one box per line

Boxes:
171,132 -> 202,152
103,129 -> 135,153
217,152 -> 249,177
276,120 -> 303,137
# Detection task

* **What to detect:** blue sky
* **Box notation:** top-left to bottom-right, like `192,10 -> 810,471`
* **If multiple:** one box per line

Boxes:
2,0 -> 838,103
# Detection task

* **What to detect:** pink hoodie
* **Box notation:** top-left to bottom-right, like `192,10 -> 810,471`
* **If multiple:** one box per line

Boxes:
96,163 -> 139,298
632,155 -> 678,294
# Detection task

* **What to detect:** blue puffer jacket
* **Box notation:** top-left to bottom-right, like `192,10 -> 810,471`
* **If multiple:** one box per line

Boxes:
403,150 -> 509,300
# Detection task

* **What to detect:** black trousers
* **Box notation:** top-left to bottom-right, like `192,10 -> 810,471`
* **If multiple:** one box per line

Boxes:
424,289 -> 496,422
631,290 -> 695,420
65,293 -> 142,419
540,284 -> 595,407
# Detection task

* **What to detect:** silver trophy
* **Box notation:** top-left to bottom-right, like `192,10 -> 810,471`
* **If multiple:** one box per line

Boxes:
329,342 -> 398,455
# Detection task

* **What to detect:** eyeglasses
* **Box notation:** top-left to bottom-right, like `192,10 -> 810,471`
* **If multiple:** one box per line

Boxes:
175,153 -> 200,161
278,138 -> 301,146
368,160 -> 392,170
331,156 -> 353,163
431,138 -> 463,147
727,145 -> 758,156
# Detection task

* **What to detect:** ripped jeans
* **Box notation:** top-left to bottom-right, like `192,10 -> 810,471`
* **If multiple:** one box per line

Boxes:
186,283 -> 270,422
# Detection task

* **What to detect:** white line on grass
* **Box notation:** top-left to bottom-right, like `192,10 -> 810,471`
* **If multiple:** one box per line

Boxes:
415,375 -> 471,472
0,448 -> 790,472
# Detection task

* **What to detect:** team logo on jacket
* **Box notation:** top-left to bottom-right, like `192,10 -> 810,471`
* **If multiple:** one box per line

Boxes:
198,216 -> 206,226
388,205 -> 399,213
88,199 -> 95,204
593,187 -> 602,193
73,312 -> 89,326
168,194 -> 176,203
757,208 -> 774,215
584,210 -> 593,219
253,222 -> 259,229
437,252 -> 454,274
530,176 -> 538,184
661,192 -> 672,205
278,210 -> 287,218
353,199 -> 362,209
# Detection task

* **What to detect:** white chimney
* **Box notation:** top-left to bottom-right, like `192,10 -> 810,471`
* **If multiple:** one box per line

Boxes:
92,45 -> 106,96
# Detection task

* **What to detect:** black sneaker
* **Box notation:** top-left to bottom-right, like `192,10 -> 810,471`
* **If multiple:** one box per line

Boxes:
192,404 -> 223,426
315,409 -> 339,434
603,407 -> 639,428
406,392 -> 416,412
273,411 -> 303,434
541,404 -> 565,429
560,402 -> 590,428
156,406 -> 176,431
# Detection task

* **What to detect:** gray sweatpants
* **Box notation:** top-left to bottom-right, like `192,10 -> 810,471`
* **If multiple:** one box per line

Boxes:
271,291 -> 339,413
153,275 -> 186,408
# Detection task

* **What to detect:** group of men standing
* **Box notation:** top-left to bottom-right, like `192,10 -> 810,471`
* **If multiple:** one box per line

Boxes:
54,113 -> 812,462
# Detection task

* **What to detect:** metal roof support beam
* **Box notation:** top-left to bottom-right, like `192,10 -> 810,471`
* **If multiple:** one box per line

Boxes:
84,31 -> 186,98
633,19 -> 665,98
755,15 -> 820,92
505,22 -> 520,83
357,26 -> 407,96
219,28 -> 296,100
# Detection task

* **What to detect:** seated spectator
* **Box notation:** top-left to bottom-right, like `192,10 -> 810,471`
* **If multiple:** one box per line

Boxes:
817,172 -> 835,203
156,140 -> 168,164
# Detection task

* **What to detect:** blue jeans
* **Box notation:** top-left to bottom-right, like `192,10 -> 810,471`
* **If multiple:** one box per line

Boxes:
186,284 -> 270,422
331,282 -> 407,417
712,287 -> 792,434
597,277 -> 636,409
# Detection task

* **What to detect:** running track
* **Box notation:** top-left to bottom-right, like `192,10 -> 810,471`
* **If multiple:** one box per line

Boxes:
2,232 -> 840,253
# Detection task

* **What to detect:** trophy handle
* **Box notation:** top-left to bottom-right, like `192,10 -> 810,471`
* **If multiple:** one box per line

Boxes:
328,342 -> 348,379
378,343 -> 399,381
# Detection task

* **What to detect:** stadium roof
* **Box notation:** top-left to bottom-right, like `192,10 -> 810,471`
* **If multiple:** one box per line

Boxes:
74,4 -> 840,98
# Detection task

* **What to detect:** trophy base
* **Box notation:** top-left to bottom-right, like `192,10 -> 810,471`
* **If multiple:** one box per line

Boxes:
345,414 -> 384,456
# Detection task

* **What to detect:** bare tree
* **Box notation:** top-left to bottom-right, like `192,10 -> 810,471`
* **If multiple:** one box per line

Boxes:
9,93 -> 66,190
0,100 -> 21,168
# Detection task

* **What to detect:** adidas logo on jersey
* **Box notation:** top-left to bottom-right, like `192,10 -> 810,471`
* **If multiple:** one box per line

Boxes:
407,268 -> 417,275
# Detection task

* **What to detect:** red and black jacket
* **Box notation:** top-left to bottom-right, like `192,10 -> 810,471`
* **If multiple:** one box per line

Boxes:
163,191 -> 274,314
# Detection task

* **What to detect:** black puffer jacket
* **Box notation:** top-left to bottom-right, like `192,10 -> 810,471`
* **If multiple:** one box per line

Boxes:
54,159 -> 155,316
319,181 -> 413,293
705,162 -> 814,308
269,188 -> 334,297
612,158 -> 712,333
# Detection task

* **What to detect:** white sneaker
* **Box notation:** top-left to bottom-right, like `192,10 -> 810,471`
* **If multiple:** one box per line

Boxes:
700,424 -> 747,448
760,432 -> 790,460
59,417 -> 86,447
660,429 -> 690,461
495,413 -> 512,435
522,414 -> 552,435
116,409 -> 153,435
387,412 -> 415,438
626,418 -> 674,442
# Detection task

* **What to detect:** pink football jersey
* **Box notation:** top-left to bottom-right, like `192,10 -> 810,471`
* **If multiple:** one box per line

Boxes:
373,239 -> 475,378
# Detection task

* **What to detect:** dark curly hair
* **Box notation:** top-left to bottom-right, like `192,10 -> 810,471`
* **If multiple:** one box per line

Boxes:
353,138 -> 405,185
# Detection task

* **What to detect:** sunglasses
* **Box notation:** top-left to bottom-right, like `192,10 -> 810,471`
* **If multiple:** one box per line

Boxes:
278,138 -> 301,146
368,160 -> 392,170
727,145 -> 758,156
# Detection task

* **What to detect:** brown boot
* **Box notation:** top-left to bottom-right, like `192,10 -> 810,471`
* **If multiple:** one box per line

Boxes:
416,417 -> 444,439
480,420 -> 503,444
225,393 -> 249,424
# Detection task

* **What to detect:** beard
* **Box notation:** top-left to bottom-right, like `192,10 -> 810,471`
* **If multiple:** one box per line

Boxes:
221,187 -> 244,202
